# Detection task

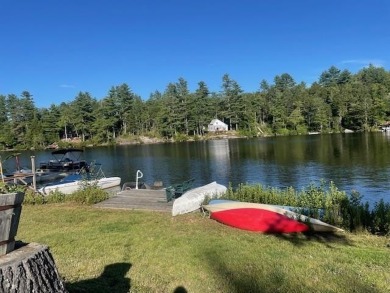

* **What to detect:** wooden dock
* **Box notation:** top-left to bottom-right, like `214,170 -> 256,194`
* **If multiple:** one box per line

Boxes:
94,189 -> 173,212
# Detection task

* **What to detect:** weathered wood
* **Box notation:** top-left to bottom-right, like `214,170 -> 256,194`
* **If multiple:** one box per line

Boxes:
95,189 -> 173,212
0,192 -> 25,255
0,242 -> 68,292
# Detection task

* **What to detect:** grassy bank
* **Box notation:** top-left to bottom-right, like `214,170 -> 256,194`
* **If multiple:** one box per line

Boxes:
18,204 -> 390,293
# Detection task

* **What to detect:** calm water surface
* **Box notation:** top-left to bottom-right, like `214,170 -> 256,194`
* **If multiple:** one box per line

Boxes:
4,133 -> 390,205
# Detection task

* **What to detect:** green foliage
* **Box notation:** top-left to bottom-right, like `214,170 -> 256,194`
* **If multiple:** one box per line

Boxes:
23,189 -> 46,204
1,67 -> 390,149
67,186 -> 109,204
295,124 -> 308,135
0,182 -> 25,194
173,133 -> 189,142
371,199 -> 390,235
238,128 -> 259,137
24,186 -> 109,205
274,127 -> 290,136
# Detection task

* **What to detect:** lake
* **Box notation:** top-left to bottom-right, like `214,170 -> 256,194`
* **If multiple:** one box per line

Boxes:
2,132 -> 389,206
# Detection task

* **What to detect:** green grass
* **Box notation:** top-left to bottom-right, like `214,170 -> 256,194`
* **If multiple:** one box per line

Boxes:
18,204 -> 390,293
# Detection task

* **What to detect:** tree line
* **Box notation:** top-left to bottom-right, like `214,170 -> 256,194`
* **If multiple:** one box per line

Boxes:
1,65 -> 390,149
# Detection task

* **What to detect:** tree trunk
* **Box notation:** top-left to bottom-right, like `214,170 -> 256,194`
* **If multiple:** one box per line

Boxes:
0,242 -> 68,292
64,125 -> 68,140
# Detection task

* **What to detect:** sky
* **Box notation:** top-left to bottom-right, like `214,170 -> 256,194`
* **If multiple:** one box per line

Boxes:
1,0 -> 389,108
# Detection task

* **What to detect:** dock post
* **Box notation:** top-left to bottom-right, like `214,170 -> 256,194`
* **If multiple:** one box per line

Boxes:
31,156 -> 36,191
136,170 -> 143,189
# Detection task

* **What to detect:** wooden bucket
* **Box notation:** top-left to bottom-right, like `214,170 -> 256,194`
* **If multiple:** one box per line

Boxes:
0,192 -> 25,255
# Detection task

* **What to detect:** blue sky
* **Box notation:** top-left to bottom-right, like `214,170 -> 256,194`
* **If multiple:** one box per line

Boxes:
1,0 -> 389,108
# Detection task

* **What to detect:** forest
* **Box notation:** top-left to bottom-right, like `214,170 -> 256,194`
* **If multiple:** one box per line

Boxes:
1,65 -> 390,150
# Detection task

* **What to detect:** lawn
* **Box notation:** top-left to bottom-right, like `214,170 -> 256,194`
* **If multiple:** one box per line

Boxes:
18,204 -> 390,293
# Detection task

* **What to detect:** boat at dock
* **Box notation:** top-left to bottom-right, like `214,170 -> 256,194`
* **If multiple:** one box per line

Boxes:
39,148 -> 89,173
13,168 -> 67,184
1,153 -> 67,187
38,163 -> 121,195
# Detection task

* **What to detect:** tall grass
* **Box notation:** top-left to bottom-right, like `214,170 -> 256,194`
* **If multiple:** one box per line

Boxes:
23,185 -> 109,205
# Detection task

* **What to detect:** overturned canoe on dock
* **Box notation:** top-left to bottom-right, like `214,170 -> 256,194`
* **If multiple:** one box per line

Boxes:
172,182 -> 227,216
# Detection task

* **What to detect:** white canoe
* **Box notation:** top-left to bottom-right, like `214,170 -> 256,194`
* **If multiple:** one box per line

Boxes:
172,182 -> 227,216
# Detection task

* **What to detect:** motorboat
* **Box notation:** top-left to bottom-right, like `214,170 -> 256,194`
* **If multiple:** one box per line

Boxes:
38,163 -> 121,195
39,148 -> 89,172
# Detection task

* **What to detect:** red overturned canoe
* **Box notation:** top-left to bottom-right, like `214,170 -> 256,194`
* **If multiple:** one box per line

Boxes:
202,200 -> 343,233
211,207 -> 309,233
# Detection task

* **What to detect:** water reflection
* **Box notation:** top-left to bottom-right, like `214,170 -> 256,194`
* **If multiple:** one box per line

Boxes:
207,139 -> 230,181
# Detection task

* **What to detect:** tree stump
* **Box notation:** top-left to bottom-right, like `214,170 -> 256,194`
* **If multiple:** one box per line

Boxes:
0,242 -> 68,293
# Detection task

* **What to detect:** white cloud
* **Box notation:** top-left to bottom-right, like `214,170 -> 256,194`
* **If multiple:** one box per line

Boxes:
340,59 -> 385,67
59,84 -> 76,88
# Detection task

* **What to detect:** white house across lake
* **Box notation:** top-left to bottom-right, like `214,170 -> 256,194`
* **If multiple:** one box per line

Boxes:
208,119 -> 228,132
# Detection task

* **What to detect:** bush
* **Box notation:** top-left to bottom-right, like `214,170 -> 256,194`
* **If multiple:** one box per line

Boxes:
24,186 -> 109,205
67,186 -> 109,204
0,182 -> 25,194
370,199 -> 390,235
173,133 -> 188,142
23,189 -> 47,204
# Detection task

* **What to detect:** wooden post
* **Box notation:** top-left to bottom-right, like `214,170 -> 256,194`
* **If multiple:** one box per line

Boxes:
31,156 -> 36,191
0,160 -> 4,183
0,192 -> 24,255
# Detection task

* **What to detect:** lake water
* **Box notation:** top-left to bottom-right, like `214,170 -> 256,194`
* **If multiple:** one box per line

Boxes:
2,132 -> 389,206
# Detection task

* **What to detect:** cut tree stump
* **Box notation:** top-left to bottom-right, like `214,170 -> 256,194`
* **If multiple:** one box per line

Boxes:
0,242 -> 68,293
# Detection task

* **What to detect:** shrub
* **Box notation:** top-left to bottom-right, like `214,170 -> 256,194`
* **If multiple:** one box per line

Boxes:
23,189 -> 46,204
370,199 -> 390,235
24,186 -> 109,205
0,182 -> 25,194
67,186 -> 109,205
174,133 -> 188,142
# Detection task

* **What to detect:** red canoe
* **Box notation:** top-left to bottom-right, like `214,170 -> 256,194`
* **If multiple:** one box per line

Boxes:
211,207 -> 310,233
202,200 -> 343,233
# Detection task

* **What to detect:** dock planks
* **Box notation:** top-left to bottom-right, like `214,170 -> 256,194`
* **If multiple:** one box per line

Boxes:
95,189 -> 173,212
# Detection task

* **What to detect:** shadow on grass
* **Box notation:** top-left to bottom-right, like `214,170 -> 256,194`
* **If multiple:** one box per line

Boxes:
271,230 -> 353,247
202,248 -> 380,293
210,213 -> 353,247
65,262 -> 131,293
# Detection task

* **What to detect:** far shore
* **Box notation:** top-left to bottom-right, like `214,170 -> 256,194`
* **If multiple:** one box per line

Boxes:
115,131 -> 244,146
2,129 -> 384,151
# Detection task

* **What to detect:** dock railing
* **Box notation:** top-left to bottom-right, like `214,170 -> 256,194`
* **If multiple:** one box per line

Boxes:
165,178 -> 195,202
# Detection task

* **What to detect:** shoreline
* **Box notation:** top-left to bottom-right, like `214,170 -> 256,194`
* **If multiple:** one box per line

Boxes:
2,130 -> 385,151
113,131 -> 245,146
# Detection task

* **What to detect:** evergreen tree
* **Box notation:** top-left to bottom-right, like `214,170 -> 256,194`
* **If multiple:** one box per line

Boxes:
70,92 -> 97,141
